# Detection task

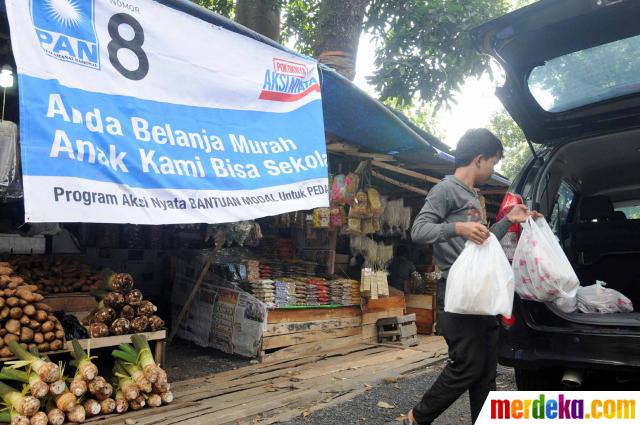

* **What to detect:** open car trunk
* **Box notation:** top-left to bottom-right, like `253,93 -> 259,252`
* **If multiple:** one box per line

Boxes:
535,129 -> 640,327
471,0 -> 640,328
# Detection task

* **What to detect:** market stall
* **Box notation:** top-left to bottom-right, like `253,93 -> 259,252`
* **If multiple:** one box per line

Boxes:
166,214 -> 406,362
165,142 -> 509,362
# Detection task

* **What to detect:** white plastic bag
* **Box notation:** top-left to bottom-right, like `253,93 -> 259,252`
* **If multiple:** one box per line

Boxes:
445,233 -> 514,316
513,217 -> 579,303
577,281 -> 634,313
551,295 -> 578,313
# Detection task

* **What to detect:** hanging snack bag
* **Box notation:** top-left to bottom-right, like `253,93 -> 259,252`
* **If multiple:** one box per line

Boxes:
367,188 -> 384,215
330,206 -> 346,228
331,174 -> 348,204
347,211 -> 361,232
313,208 -> 331,228
344,173 -> 360,205
372,215 -> 381,233
361,218 -> 375,235
351,191 -> 370,218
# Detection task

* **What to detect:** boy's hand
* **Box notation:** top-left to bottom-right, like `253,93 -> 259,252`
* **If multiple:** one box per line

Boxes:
507,204 -> 534,224
455,222 -> 490,245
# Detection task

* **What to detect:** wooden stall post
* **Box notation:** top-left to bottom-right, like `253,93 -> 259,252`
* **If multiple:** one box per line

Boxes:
327,230 -> 337,275
154,339 -> 167,368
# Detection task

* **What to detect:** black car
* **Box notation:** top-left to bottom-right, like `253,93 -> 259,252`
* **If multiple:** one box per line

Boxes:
471,0 -> 640,389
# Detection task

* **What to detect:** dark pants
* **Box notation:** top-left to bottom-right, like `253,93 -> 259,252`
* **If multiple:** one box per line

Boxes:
412,280 -> 499,425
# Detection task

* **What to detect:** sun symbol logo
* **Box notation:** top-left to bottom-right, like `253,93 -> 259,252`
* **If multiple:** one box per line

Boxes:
45,0 -> 83,28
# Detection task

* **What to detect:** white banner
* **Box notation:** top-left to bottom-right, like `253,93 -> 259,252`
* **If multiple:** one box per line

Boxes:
7,0 -> 328,224
477,391 -> 638,424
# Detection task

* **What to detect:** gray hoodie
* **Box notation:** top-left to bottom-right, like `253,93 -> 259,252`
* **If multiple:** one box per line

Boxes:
411,175 -> 511,278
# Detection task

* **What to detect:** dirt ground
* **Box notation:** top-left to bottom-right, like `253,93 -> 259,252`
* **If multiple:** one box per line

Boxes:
282,364 -> 517,425
164,338 -> 252,381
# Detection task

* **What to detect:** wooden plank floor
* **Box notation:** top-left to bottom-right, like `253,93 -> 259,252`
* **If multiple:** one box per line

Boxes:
88,336 -> 447,425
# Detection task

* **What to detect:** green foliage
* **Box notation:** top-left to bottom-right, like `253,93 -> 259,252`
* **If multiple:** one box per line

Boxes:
488,109 -> 532,180
192,1 -> 321,56
509,0 -> 536,10
195,0 -> 235,18
281,0 -> 321,56
365,0 -> 510,106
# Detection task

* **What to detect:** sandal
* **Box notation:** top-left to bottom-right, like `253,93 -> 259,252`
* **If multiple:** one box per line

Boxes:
402,410 -> 417,425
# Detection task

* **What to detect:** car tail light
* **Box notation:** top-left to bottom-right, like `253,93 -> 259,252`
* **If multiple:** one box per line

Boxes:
496,192 -> 523,261
501,314 -> 516,328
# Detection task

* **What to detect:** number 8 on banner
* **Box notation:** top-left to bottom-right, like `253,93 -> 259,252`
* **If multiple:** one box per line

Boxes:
107,13 -> 149,81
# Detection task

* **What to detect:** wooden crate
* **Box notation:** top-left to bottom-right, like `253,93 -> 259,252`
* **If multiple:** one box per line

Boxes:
44,292 -> 97,312
44,292 -> 97,322
405,294 -> 434,335
361,289 -> 406,334
376,314 -> 418,347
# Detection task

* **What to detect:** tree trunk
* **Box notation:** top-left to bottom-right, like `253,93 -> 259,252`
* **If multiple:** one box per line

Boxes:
313,0 -> 369,80
235,0 -> 281,43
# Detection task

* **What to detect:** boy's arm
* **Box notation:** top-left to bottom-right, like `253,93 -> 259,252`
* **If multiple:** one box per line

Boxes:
411,184 -> 457,244
490,204 -> 536,240
490,217 -> 512,240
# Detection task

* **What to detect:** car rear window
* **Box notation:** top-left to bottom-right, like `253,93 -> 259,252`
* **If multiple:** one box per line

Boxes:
528,34 -> 640,112
614,201 -> 640,220
550,181 -> 575,235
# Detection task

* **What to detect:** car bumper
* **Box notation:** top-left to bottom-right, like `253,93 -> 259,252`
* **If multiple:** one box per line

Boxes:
499,304 -> 640,372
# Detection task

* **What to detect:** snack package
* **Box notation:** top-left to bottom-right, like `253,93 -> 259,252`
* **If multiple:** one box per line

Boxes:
361,218 -> 375,235
344,173 -> 360,205
330,205 -> 346,228
351,191 -> 371,218
347,215 -> 361,232
368,188 -> 384,215
313,208 -> 331,228
330,174 -> 347,204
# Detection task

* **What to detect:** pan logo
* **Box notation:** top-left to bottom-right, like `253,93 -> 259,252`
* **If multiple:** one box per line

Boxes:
30,0 -> 100,69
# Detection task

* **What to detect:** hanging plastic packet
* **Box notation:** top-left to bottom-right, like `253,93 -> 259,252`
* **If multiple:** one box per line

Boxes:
367,188 -> 384,215
344,173 -> 360,205
361,218 -> 375,235
313,208 -> 330,228
331,174 -> 348,204
351,191 -> 370,217
330,205 -> 345,228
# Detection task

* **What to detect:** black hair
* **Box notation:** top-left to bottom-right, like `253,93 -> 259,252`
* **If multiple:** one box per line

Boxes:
454,129 -> 503,169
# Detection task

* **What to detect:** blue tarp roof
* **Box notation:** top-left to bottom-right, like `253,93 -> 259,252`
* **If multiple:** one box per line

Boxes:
320,69 -> 444,158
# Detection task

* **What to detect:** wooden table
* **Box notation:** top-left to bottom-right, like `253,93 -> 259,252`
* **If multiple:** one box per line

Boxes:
0,330 -> 167,366
67,330 -> 167,366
